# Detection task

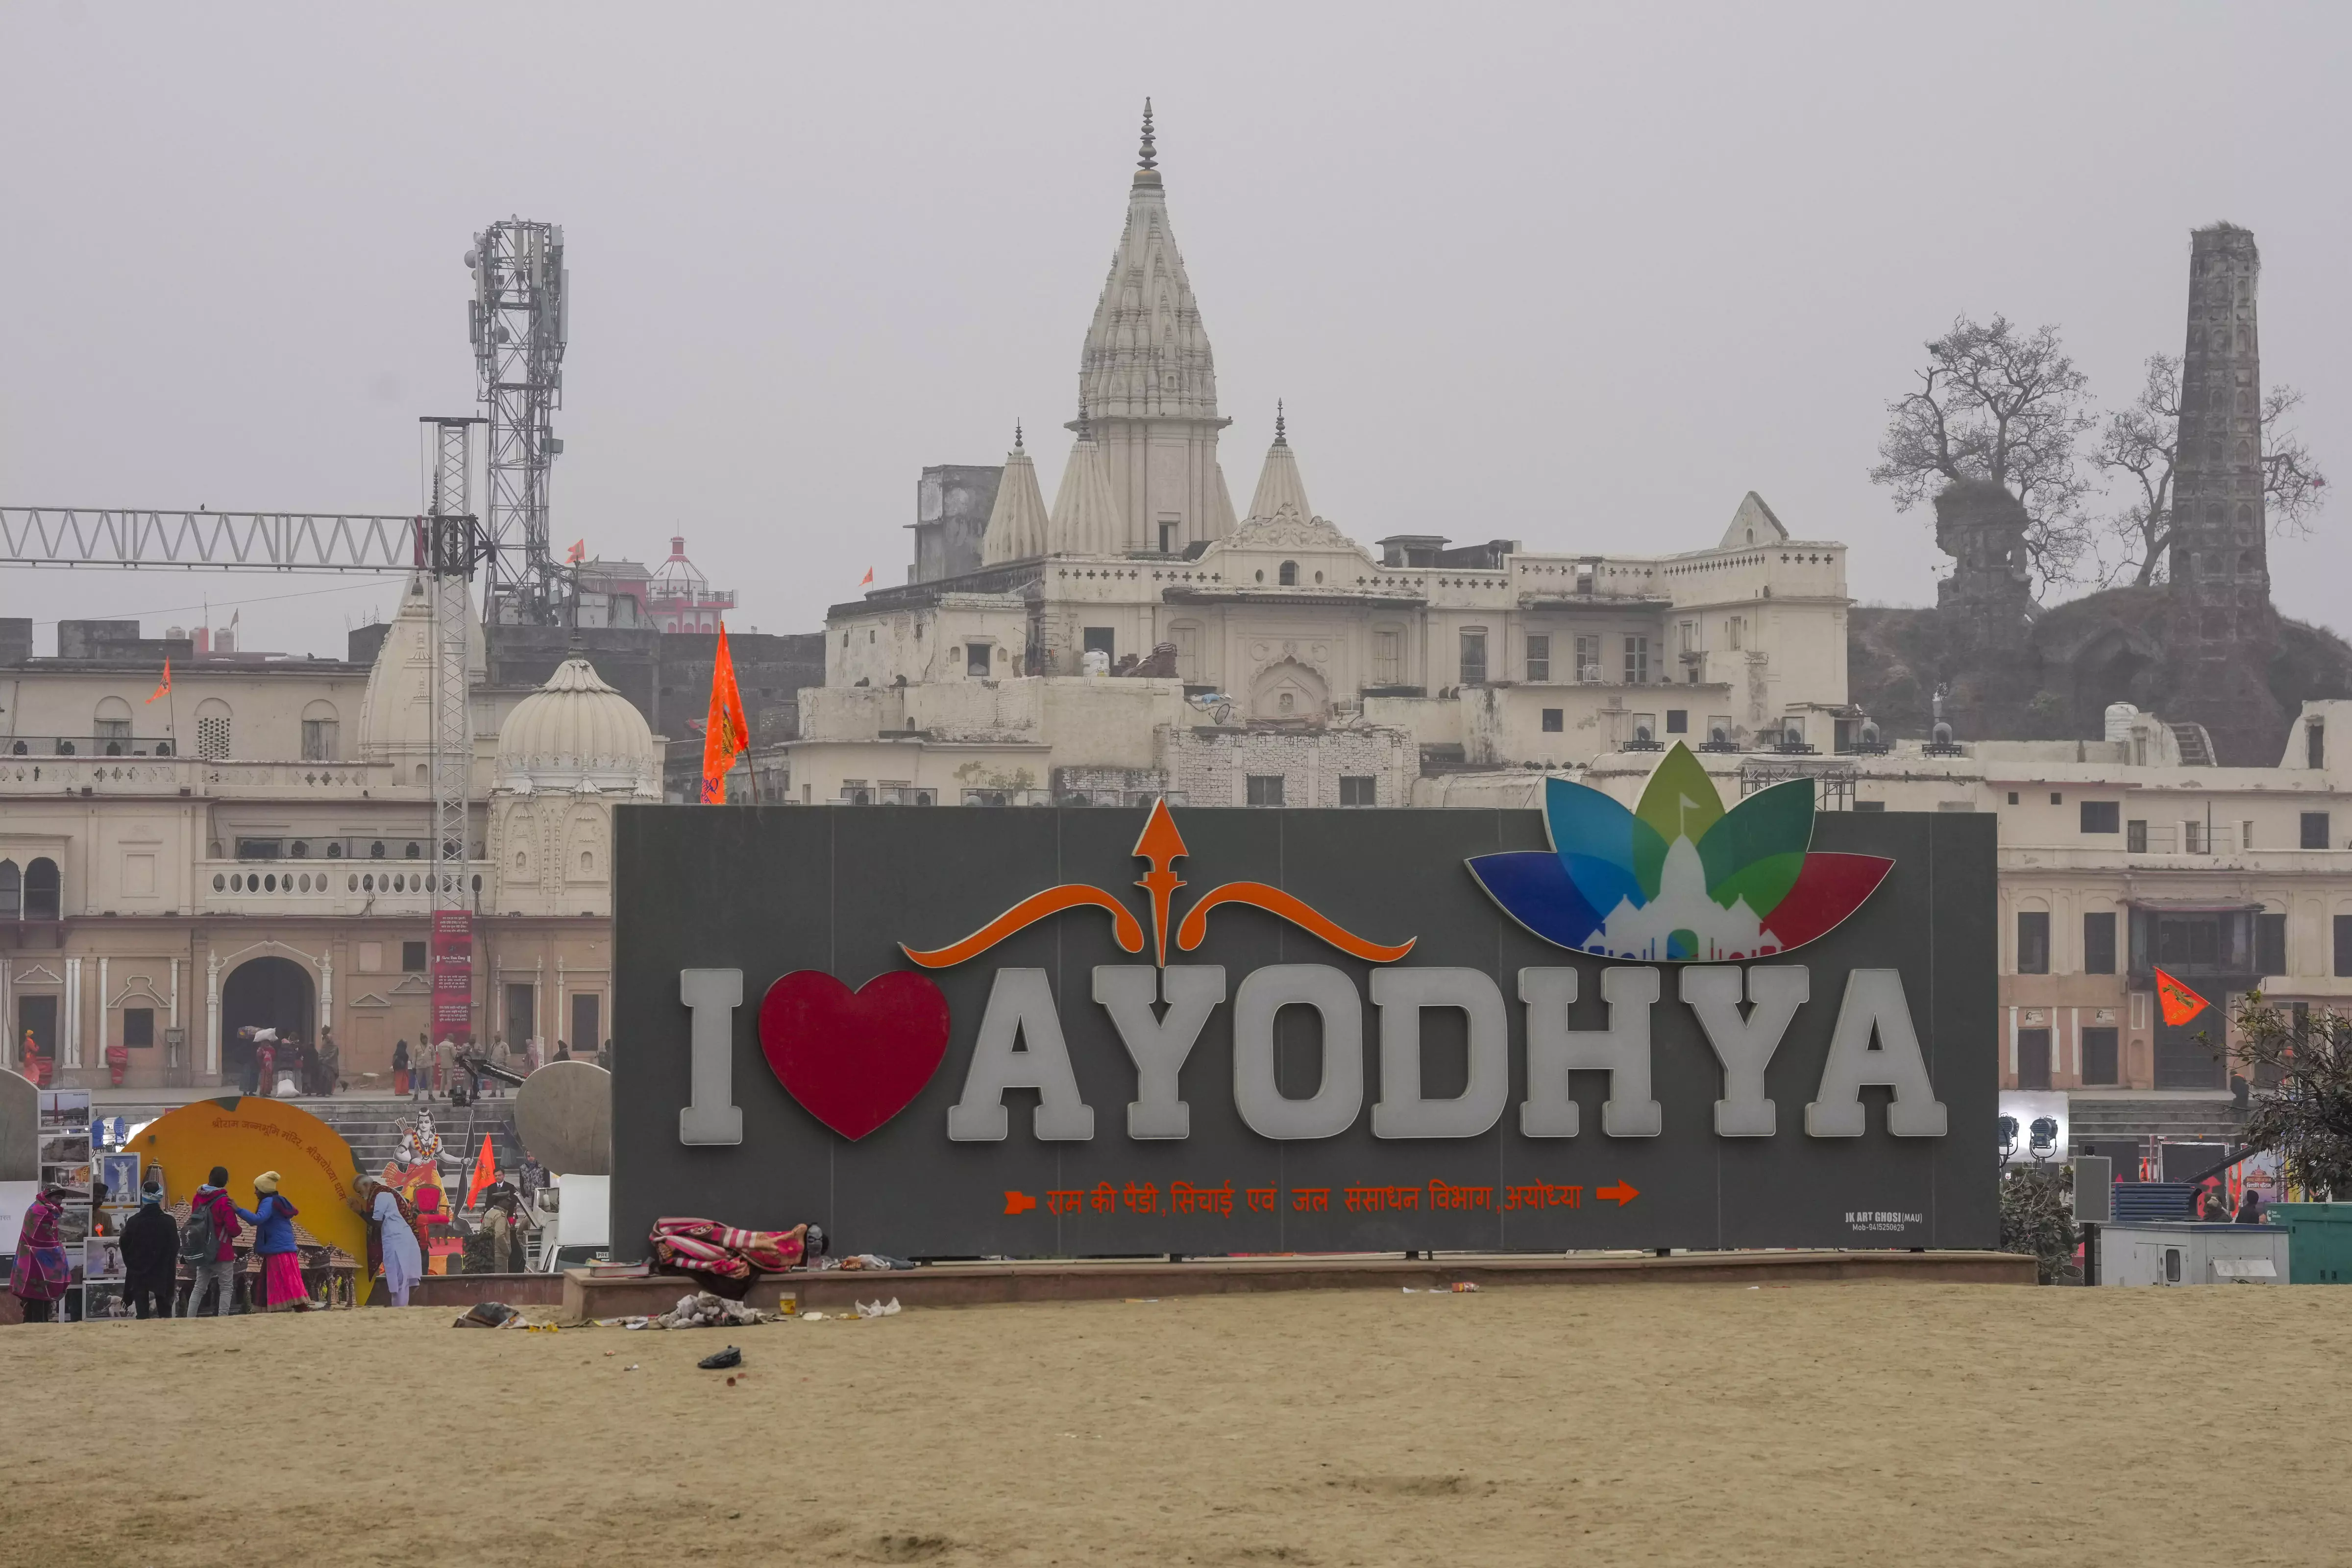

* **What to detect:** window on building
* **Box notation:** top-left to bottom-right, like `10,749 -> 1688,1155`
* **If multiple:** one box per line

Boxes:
402,941 -> 427,973
1623,636 -> 1650,686
2334,915 -> 2352,978
95,718 -> 130,755
1158,516 -> 1179,554
123,1008 -> 154,1049
2308,718 -> 2326,770
2006,792 -> 2019,806
1339,776 -> 1376,807
2083,911 -> 2116,974
2081,801 -> 2119,833
1278,561 -> 1298,587
1726,615 -> 1744,651
2127,819 -> 2148,853
2302,811 -> 2330,849
1525,635 -> 1550,683
1246,775 -> 1285,807
1574,563 -> 1594,595
2257,912 -> 2287,976
966,642 -> 991,676
1541,709 -> 1563,733
234,838 -> 281,860
195,707 -> 231,760
1679,620 -> 1698,655
2016,910 -> 2050,975
301,719 -> 338,760
24,859 -> 59,920
1372,629 -> 1400,686
2082,1027 -> 2119,1086
1574,635 -> 1602,683
1665,710 -> 1688,734
1459,630 -> 1487,686
1082,627 -> 1115,662
0,861 -> 18,920
2051,793 -> 2063,806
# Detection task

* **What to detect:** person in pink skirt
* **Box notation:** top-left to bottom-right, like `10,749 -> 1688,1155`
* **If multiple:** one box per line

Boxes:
234,1172 -> 308,1312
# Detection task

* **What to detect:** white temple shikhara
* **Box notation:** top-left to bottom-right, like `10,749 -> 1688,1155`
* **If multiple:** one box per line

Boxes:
796,104 -> 1859,809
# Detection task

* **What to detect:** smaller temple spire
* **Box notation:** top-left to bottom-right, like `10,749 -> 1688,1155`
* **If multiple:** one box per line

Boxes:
1138,98 -> 1156,171
1245,405 -> 1316,525
981,424 -> 1052,564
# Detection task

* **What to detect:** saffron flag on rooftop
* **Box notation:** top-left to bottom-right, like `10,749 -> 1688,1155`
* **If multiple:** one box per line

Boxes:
700,621 -> 750,804
145,658 -> 171,704
2154,967 -> 2210,1028
858,566 -> 875,587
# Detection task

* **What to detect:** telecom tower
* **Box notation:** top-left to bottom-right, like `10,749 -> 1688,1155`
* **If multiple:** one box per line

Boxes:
467,220 -> 569,626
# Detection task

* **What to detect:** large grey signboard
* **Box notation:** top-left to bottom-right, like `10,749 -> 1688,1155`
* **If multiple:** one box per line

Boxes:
613,749 -> 1997,1258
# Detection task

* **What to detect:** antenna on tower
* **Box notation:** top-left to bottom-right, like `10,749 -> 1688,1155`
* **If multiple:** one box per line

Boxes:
468,220 -> 569,628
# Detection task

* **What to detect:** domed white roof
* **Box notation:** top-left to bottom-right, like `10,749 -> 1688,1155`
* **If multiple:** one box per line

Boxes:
496,656 -> 661,796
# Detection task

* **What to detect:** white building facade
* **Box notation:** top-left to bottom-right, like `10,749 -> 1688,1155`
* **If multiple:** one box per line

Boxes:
0,581 -> 661,1090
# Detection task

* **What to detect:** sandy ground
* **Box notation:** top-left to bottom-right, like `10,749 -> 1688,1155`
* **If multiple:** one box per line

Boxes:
6,1281 -> 2349,1568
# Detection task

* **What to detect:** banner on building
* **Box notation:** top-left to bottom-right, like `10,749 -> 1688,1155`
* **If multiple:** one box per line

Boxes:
430,909 -> 474,1046
613,746 -> 1999,1257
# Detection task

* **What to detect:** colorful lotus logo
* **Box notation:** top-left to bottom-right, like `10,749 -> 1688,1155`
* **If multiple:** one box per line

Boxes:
1465,743 -> 1891,962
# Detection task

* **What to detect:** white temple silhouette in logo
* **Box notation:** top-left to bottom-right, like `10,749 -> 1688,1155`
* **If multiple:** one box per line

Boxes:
1588,834 -> 1780,962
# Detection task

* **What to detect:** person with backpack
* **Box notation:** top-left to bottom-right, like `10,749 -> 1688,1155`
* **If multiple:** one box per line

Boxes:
120,1183 -> 180,1319
184,1166 -> 243,1316
235,1172 -> 307,1312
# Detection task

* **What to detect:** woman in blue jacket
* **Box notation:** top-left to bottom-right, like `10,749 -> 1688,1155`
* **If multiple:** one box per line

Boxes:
236,1171 -> 308,1312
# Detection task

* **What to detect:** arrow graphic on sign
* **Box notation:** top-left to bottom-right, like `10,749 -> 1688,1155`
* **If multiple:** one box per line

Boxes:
1597,1181 -> 1639,1207
1003,1191 -> 1037,1215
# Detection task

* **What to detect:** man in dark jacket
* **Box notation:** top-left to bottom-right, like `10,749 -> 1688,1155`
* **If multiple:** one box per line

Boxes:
120,1184 -> 181,1318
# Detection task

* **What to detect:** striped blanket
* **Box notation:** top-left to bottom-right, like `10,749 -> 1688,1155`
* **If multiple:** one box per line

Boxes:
647,1217 -> 804,1281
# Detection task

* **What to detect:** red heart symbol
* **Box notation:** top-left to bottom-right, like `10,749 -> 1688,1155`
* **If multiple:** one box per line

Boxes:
758,970 -> 950,1141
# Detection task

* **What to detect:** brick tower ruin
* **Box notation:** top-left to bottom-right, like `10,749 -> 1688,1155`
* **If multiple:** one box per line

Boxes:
2166,223 -> 2281,763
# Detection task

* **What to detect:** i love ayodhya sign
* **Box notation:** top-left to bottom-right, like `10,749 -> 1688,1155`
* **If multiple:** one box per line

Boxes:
612,746 -> 1998,1256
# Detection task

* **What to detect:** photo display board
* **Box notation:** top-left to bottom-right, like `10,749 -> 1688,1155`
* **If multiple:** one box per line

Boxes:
613,753 -> 1998,1258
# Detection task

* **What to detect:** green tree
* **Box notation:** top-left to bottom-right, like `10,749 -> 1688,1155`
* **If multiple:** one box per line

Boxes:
2231,993 -> 2352,1199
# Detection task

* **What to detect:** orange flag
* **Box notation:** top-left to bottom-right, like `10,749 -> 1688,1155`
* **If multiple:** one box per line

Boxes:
858,566 -> 874,587
145,658 -> 171,704
566,539 -> 586,564
465,1132 -> 499,1208
700,621 -> 750,804
2154,967 -> 2210,1027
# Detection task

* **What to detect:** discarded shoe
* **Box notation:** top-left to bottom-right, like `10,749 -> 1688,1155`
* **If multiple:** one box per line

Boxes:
698,1345 -> 743,1370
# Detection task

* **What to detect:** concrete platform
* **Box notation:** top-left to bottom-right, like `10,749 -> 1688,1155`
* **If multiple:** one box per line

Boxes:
559,1249 -> 2035,1321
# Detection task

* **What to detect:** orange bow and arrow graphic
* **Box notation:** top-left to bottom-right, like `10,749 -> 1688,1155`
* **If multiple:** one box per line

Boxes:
901,800 -> 1415,970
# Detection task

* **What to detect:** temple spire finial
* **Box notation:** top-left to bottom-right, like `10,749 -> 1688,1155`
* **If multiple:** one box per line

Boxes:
1274,399 -> 1287,447
1014,419 -> 1024,452
1137,98 -> 1156,172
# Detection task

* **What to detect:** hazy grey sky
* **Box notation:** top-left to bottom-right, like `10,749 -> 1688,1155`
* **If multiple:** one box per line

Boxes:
4,2 -> 2348,658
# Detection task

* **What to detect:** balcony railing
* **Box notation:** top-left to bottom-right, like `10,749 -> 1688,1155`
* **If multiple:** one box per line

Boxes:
197,860 -> 490,917
0,754 -> 397,796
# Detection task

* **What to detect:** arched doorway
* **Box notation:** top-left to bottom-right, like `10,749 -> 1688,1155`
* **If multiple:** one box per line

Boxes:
220,956 -> 315,1083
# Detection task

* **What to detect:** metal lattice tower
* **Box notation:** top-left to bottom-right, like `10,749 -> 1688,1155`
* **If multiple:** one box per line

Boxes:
467,220 -> 568,626
422,418 -> 482,916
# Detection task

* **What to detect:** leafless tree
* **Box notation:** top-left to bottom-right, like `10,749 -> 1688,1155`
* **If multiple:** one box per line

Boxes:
1871,316 -> 2096,594
2089,355 -> 2330,587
